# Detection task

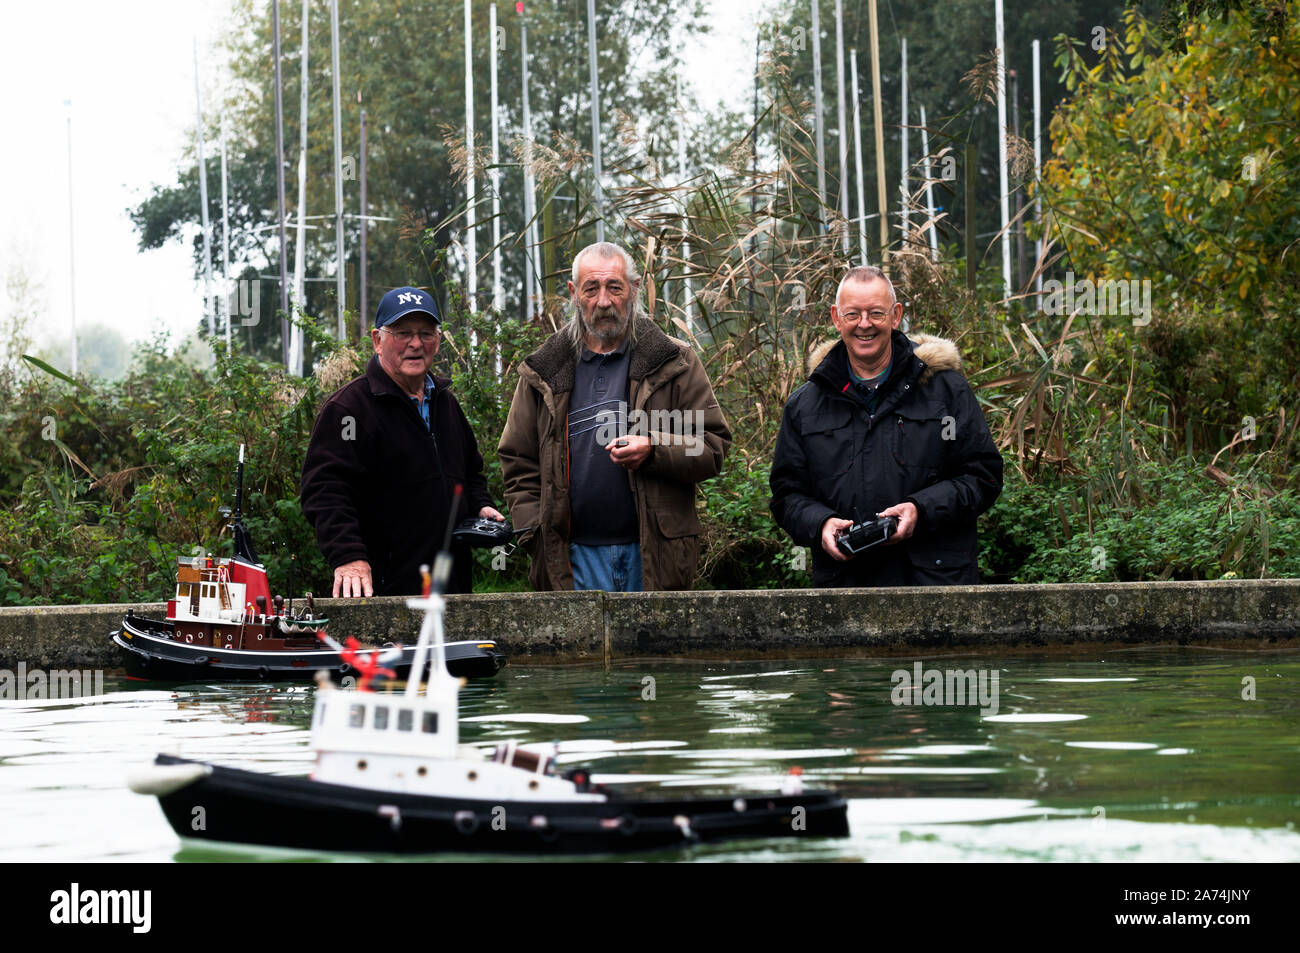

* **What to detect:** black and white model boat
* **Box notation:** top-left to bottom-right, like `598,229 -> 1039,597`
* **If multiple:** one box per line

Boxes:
129,513 -> 849,855
111,446 -> 504,683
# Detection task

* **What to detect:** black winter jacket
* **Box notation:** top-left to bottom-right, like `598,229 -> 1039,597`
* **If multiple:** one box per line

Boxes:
769,330 -> 1003,587
300,356 -> 495,595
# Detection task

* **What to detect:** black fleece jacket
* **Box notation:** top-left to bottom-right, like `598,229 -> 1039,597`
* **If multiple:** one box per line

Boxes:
300,356 -> 494,595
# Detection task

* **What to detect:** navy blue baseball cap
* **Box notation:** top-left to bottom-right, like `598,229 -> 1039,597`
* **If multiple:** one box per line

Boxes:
375,286 -> 441,328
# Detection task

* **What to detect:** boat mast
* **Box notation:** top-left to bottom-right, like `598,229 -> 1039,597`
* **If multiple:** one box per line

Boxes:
405,485 -> 463,699
231,443 -> 261,565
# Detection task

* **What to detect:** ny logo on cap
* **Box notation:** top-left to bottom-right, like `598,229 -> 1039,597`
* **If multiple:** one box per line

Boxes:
397,292 -> 425,305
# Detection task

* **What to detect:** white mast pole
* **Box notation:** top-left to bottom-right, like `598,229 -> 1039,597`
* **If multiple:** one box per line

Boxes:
64,101 -> 77,376
899,37 -> 908,246
586,0 -> 604,241
520,12 -> 539,320
850,49 -> 868,265
834,0 -> 849,255
330,0 -> 346,337
220,109 -> 232,356
194,41 -> 215,344
490,3 -> 503,317
1032,38 -> 1043,307
920,105 -> 939,262
867,0 -> 886,265
464,0 -> 478,313
995,0 -> 1011,302
811,0 -> 826,231
290,0 -> 309,374
677,74 -> 692,332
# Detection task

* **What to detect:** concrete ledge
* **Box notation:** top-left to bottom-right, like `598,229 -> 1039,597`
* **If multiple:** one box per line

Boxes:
1,579 -> 1297,671
602,580 -> 1300,658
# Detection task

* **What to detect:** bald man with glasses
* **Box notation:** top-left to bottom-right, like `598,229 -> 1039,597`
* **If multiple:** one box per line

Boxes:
770,266 -> 1003,587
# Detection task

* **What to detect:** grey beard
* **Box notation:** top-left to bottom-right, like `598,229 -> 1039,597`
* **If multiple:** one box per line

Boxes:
581,308 -> 630,347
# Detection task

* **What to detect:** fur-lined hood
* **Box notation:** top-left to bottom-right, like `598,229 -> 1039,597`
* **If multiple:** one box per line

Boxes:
807,331 -> 962,385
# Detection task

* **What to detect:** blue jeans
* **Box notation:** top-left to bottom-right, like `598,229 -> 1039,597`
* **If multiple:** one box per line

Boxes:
569,543 -> 643,592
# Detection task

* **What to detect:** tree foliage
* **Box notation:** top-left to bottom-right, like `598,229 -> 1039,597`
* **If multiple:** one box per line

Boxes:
1042,5 -> 1300,305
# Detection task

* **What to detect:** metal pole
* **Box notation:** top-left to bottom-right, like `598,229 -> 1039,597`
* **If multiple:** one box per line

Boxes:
834,0 -> 849,255
490,3 -> 503,314
920,105 -> 939,262
867,0 -> 887,266
520,13 -> 539,319
220,109 -> 232,356
330,0 -> 346,338
965,142 -> 977,291
193,41 -> 215,345
995,0 -> 1011,303
360,107 -> 368,327
464,0 -> 478,310
850,49 -> 868,265
750,29 -> 758,318
1011,67 -> 1023,293
677,74 -> 692,331
1032,38 -> 1043,306
586,0 -> 605,241
899,37 -> 909,246
65,102 -> 77,376
811,0 -> 826,230
290,0 -> 308,375
273,2 -> 291,362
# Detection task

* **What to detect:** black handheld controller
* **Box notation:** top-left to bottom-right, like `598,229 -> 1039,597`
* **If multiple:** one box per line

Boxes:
451,517 -> 515,548
835,515 -> 899,556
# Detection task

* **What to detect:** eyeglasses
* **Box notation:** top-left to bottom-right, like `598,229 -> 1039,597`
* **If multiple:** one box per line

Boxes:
381,327 -> 440,343
838,309 -> 895,325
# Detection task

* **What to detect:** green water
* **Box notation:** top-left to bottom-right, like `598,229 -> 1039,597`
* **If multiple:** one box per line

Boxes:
1,648 -> 1296,861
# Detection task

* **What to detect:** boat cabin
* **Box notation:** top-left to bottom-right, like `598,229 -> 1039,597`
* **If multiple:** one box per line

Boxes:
309,672 -> 598,802
169,557 -> 248,624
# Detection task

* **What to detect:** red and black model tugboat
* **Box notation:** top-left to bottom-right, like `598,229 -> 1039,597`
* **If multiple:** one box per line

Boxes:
111,446 -> 504,683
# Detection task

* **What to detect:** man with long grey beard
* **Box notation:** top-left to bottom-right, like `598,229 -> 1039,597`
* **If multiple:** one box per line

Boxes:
498,241 -> 731,591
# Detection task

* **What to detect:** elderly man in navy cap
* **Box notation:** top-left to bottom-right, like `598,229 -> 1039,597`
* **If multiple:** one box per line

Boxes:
301,287 -> 504,597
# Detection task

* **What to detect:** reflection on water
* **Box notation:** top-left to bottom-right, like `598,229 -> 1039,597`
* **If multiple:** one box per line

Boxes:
0,648 -> 1297,862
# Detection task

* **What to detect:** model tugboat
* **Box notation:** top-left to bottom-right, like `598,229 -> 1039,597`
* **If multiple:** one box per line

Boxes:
128,510 -> 850,855
111,446 -> 504,683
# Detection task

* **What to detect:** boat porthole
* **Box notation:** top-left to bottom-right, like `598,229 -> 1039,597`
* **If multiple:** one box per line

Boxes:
357,760 -> 368,770
618,814 -> 638,836
453,810 -> 478,835
528,779 -> 539,791
417,766 -> 427,777
340,662 -> 352,675
256,634 -> 263,641
732,798 -> 746,813
467,770 -> 478,781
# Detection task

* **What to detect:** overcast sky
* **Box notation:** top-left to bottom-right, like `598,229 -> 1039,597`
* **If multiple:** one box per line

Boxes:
0,0 -> 762,364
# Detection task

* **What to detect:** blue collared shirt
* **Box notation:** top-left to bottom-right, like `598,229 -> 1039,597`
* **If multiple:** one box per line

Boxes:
410,374 -> 437,431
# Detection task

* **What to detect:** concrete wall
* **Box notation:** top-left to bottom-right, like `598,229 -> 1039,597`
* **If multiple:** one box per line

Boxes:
2,579 -> 1297,671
